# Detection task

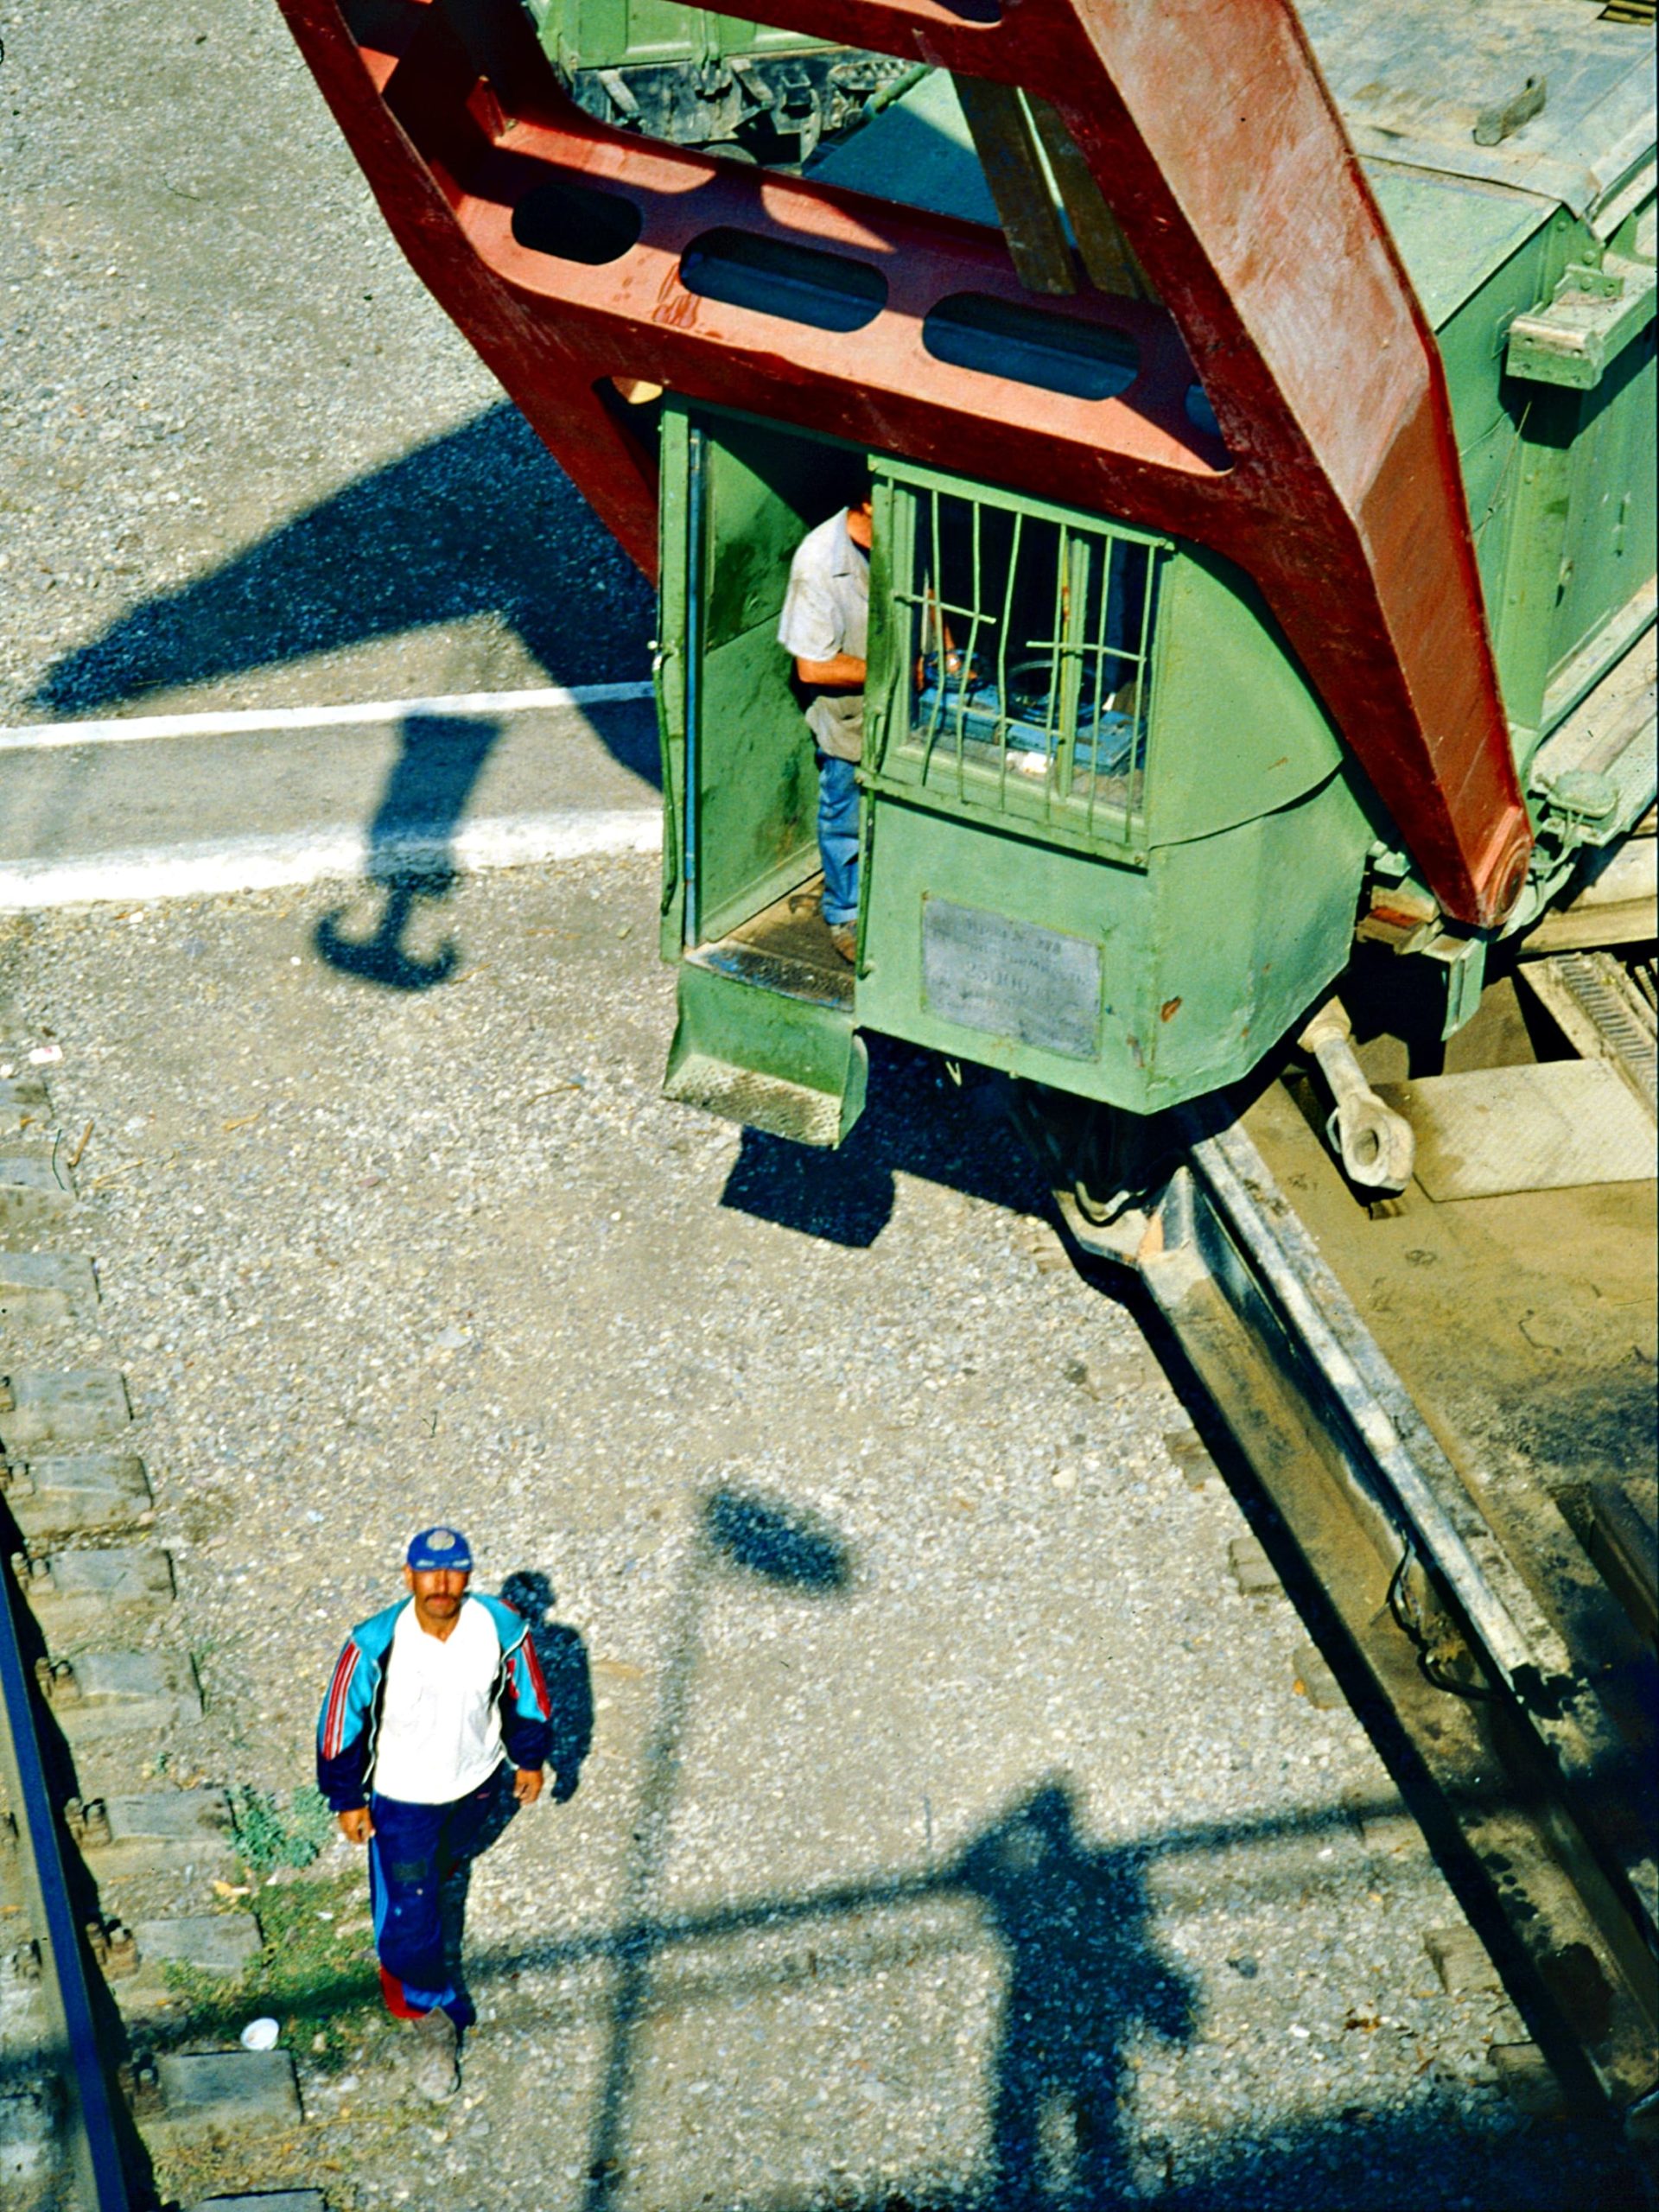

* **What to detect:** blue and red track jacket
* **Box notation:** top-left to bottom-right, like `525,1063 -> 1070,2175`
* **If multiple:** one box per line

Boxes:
315,1595 -> 554,1812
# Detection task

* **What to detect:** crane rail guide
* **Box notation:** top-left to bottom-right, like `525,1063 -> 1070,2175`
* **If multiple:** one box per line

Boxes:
1059,1109 -> 1659,2123
0,1550 -> 134,2209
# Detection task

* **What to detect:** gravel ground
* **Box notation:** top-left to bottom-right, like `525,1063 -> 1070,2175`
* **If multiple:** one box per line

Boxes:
2,861 -> 1646,2212
0,0 -> 652,725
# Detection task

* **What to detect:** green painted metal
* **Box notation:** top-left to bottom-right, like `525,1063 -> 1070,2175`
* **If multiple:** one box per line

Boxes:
652,55 -> 1653,1143
855,780 -> 1369,1110
526,0 -> 825,75
673,410 -> 867,944
1507,257 -> 1658,391
855,460 -> 1373,1111
664,959 -> 868,1146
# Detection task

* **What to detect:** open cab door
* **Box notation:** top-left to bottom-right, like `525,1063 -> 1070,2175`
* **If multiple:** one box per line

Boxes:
657,403 -> 868,1147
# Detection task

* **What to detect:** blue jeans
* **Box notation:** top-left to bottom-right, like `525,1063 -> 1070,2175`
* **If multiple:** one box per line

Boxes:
817,751 -> 860,927
368,1764 -> 517,2027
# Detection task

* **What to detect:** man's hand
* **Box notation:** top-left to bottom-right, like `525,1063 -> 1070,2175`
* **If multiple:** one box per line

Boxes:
512,1768 -> 544,1807
337,1807 -> 373,1846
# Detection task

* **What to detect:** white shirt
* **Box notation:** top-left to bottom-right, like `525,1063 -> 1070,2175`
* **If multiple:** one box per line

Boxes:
372,1597 -> 505,1804
777,509 -> 869,762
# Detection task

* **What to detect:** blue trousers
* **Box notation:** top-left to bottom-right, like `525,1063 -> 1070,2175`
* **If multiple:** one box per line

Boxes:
817,752 -> 861,927
368,1764 -> 516,2027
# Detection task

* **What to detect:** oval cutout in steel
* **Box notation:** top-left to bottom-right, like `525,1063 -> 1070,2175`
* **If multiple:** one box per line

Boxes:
923,295 -> 1138,402
680,230 -> 887,334
1185,383 -> 1222,438
512,179 -> 643,267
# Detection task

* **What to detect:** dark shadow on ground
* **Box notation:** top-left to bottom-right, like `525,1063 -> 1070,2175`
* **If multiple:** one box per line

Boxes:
312,712 -> 500,991
158,1776 -> 1648,2211
719,1040 -> 1046,1248
962,1783 -> 1195,2206
499,1568 -> 594,1806
31,402 -> 655,742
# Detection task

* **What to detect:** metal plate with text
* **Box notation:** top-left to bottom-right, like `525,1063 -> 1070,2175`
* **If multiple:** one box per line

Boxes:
920,898 -> 1103,1059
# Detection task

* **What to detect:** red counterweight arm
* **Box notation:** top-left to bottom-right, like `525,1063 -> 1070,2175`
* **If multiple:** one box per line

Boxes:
276,0 -> 1531,925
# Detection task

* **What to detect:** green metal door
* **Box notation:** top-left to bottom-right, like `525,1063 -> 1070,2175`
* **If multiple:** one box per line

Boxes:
657,401 -> 871,1146
664,403 -> 861,947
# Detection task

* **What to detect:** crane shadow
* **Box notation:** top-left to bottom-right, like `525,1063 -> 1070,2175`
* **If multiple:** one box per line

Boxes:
718,1044 -> 1046,1249
311,712 -> 502,991
30,402 -> 656,779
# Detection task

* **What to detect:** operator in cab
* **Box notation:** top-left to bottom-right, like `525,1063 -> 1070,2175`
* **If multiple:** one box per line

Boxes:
778,490 -> 873,964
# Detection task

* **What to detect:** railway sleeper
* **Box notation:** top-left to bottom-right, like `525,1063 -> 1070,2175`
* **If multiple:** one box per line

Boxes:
12,1546 -> 175,1643
65,1789 -> 238,1879
1,1450 -> 154,1541
0,1369 -> 132,1454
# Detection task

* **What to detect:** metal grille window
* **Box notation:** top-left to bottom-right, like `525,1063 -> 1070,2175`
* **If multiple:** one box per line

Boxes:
879,477 -> 1166,849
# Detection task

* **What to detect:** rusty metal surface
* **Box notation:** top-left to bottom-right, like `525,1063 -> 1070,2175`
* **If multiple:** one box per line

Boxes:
276,0 -> 1533,926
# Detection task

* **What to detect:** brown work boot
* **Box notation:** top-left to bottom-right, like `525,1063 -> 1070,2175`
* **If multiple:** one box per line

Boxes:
828,924 -> 856,964
404,2005 -> 460,2103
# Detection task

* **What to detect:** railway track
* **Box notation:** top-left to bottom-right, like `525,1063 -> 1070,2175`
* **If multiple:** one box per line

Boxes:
0,1035 -> 316,2212
1056,919 -> 1659,2134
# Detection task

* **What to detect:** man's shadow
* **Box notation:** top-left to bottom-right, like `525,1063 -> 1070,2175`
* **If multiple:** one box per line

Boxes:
957,1783 -> 1195,2208
313,712 -> 500,992
437,1569 -> 594,2016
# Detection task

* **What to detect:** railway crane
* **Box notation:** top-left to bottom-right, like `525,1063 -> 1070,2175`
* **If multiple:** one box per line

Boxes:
276,0 -> 1656,2134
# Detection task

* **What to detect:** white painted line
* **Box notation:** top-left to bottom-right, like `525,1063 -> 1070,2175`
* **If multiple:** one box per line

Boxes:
0,682 -> 656,753
0,808 -> 664,911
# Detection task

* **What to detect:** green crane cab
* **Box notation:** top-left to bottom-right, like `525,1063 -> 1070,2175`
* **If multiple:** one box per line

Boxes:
652,21 -> 1655,1163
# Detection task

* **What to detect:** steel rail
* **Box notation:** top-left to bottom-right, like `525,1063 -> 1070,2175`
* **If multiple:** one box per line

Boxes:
1059,1116 -> 1659,2118
0,1567 -> 133,2209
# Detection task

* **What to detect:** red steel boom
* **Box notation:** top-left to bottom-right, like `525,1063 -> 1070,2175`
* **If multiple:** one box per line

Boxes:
278,0 -> 1534,925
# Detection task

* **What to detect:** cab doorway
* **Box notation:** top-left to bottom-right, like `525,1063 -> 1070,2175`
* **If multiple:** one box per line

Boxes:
657,403 -> 871,1144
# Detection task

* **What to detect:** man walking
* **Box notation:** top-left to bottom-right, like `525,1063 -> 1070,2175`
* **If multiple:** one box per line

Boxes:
779,491 -> 873,963
316,1526 -> 554,2101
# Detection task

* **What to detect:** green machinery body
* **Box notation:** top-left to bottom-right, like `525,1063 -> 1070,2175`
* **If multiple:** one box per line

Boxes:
523,0 -> 908,162
647,10 -> 1656,1147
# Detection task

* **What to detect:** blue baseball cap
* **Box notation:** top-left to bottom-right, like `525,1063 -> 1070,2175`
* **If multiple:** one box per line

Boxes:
406,1525 -> 474,1572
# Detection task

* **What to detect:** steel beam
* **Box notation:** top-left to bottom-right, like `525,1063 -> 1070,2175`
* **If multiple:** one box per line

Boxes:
277,0 -> 1532,924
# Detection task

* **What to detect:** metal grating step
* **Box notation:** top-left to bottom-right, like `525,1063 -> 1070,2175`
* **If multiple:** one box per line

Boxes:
1519,950 -> 1658,1117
